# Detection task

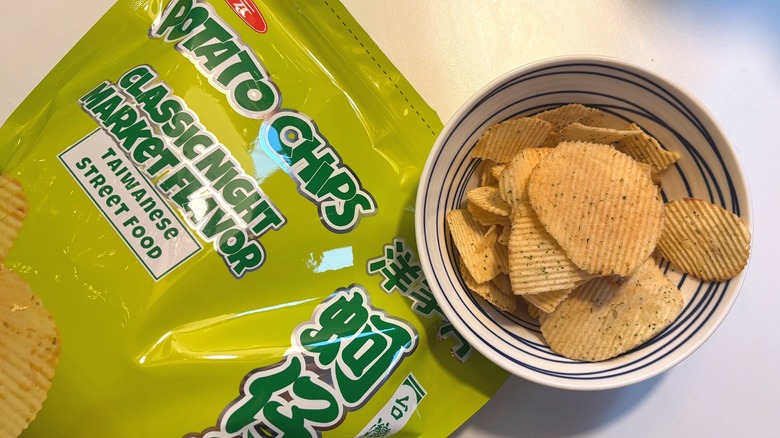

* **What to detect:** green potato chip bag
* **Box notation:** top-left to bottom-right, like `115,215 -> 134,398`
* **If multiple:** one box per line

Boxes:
0,0 -> 508,436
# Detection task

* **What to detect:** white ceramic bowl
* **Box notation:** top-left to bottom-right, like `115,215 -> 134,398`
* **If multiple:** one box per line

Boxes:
415,56 -> 752,390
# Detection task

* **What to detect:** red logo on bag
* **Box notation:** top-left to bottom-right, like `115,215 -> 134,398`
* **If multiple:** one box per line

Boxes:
225,0 -> 268,33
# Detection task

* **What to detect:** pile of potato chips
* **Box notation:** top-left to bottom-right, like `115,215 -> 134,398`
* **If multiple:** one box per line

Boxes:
446,104 -> 751,362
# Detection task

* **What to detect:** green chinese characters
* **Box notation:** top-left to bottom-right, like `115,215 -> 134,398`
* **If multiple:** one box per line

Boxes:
297,287 -> 417,406
193,285 -> 418,437
367,237 -> 474,362
218,354 -> 343,437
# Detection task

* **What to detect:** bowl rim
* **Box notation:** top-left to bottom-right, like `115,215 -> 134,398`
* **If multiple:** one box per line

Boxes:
414,54 -> 752,390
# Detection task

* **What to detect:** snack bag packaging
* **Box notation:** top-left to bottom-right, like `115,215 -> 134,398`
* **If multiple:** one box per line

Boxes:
0,0 -> 508,436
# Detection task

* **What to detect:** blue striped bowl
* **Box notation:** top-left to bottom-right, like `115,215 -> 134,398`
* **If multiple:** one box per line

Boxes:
415,56 -> 752,390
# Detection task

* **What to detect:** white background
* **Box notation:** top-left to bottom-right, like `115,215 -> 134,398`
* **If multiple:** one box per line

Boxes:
1,1 -> 778,436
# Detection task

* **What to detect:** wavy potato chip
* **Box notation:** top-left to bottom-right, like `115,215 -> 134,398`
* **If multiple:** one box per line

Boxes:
477,224 -> 500,253
616,123 -> 681,172
577,109 -> 607,128
467,186 -> 511,217
533,103 -> 599,131
478,160 -> 499,187
528,141 -> 665,277
507,203 -> 594,295
498,148 -> 552,208
0,265 -> 61,437
459,260 -> 516,312
467,201 -> 510,228
447,209 -> 509,283
521,288 -> 572,314
498,222 -> 511,246
524,299 -> 545,320
538,131 -> 562,148
537,107 -> 636,147
637,162 -> 662,186
540,258 -> 684,362
490,164 -> 506,180
0,174 -> 28,261
471,117 -> 552,163
657,198 -> 751,281
559,122 -> 641,144
578,109 -> 634,130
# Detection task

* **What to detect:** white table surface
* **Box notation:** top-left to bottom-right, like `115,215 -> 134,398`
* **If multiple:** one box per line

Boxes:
2,1 -> 778,437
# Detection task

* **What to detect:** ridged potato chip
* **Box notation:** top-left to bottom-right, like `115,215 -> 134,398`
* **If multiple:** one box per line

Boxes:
528,141 -> 665,277
507,203 -> 594,295
577,109 -> 607,128
447,209 -> 509,283
541,258 -> 684,362
490,164 -> 506,180
0,174 -> 28,261
559,123 -> 641,144
0,265 -> 61,437
637,162 -> 662,186
478,160 -> 499,187
467,201 -> 510,228
467,186 -> 511,217
534,103 -> 598,131
538,131 -> 562,148
498,222 -> 511,246
471,117 -> 552,163
578,109 -> 633,130
616,123 -> 681,172
476,224 -> 500,253
522,288 -> 572,314
657,198 -> 751,281
524,299 -> 544,320
459,260 -> 516,312
498,148 -> 552,208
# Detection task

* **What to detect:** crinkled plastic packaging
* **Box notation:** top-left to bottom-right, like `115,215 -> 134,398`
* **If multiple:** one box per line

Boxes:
0,1 -> 507,436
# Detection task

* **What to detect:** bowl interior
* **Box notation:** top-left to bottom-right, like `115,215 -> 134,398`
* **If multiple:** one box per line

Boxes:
416,58 -> 751,390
